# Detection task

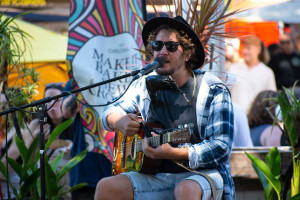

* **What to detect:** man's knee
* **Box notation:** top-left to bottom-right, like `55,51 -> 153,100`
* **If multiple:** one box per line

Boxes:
94,175 -> 133,200
174,180 -> 202,200
95,177 -> 111,200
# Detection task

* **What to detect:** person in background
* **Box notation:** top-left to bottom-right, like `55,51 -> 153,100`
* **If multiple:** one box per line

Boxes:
258,40 -> 271,65
225,38 -> 241,70
268,43 -> 281,58
229,35 -> 277,114
248,90 -> 288,146
268,33 -> 300,89
232,101 -> 253,148
0,93 -> 21,199
0,83 -> 73,199
293,33 -> 300,53
61,79 -> 112,200
25,83 -> 73,200
223,70 -> 253,148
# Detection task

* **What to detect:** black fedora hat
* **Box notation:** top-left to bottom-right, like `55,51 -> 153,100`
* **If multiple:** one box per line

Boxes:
142,16 -> 205,69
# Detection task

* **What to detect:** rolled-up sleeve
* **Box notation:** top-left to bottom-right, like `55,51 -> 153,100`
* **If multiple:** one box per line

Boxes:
101,103 -> 128,131
101,78 -> 150,131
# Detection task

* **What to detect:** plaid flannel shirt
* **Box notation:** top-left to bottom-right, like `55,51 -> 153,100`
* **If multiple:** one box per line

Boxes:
102,70 -> 235,199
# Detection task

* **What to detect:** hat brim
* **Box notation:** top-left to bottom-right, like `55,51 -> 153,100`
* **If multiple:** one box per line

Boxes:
142,17 -> 205,69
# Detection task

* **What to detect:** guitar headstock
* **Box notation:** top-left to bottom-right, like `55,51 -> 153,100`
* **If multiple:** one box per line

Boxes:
168,125 -> 192,144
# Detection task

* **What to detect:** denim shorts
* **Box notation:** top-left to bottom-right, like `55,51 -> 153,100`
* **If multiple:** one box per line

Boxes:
122,169 -> 223,200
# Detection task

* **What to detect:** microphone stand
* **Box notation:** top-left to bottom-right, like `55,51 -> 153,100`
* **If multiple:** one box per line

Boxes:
0,69 -> 141,200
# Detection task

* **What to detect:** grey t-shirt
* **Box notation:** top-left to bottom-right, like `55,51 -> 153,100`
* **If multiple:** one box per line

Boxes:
146,72 -> 203,172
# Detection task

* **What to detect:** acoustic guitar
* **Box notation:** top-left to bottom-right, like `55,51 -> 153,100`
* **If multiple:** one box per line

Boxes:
112,123 -> 192,175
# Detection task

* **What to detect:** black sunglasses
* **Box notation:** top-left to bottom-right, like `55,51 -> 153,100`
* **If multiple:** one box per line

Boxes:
280,40 -> 291,45
151,41 -> 180,52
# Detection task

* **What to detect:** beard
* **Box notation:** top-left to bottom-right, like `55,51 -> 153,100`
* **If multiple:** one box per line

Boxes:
154,52 -> 186,76
155,67 -> 175,76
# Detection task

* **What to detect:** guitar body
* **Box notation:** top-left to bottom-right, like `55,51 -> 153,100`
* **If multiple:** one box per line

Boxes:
112,123 -> 192,175
112,128 -> 162,175
112,129 -> 144,175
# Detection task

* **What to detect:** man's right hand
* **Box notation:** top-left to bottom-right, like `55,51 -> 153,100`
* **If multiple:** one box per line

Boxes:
108,113 -> 140,136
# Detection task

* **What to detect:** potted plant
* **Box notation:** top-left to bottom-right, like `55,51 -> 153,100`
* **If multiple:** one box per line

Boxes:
0,118 -> 87,199
0,12 -> 40,130
245,83 -> 300,199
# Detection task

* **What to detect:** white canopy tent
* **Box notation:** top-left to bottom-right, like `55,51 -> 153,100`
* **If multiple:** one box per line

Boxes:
232,0 -> 300,24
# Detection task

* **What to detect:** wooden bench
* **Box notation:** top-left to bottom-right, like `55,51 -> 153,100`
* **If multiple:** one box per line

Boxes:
229,146 -> 293,191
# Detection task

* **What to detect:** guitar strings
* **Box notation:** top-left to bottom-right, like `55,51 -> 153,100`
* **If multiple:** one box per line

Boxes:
121,136 -> 160,149
121,128 -> 189,149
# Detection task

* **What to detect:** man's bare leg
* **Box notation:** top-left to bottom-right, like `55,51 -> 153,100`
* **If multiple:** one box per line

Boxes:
94,174 -> 134,200
174,180 -> 202,200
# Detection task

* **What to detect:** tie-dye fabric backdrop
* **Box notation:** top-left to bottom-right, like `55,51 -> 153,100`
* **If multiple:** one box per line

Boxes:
66,0 -> 146,161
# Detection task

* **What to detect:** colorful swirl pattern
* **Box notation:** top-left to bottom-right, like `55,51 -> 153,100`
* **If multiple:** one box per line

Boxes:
67,0 -> 145,162
67,0 -> 144,61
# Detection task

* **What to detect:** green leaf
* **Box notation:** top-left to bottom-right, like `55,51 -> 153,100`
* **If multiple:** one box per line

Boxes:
35,147 -> 40,163
278,88 -> 299,147
57,150 -> 86,181
20,169 -> 40,198
265,182 -> 278,200
36,177 -> 41,197
290,193 -> 300,200
57,183 -> 65,195
66,183 -> 87,193
278,88 -> 291,119
15,135 -> 28,162
59,183 -> 87,198
45,160 -> 58,197
10,186 -> 19,200
0,160 -> 20,198
7,157 -> 23,179
252,163 -> 268,189
245,151 -> 281,199
45,118 -> 74,150
50,151 -> 64,172
0,160 -> 8,178
265,147 -> 281,177
24,135 -> 39,172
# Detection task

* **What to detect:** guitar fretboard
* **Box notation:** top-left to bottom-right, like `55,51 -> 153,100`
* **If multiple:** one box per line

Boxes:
135,134 -> 170,153
134,127 -> 190,153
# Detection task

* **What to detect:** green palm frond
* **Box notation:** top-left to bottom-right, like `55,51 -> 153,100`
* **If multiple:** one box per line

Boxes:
0,12 -> 40,128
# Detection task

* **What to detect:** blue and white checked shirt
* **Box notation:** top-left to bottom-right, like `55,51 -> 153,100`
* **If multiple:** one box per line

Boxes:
101,70 -> 235,199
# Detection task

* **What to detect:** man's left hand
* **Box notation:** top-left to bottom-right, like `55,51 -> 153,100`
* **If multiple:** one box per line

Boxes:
142,133 -> 188,161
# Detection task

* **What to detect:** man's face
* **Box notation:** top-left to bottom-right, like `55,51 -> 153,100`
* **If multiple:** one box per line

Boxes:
279,35 -> 293,55
242,43 -> 260,64
153,29 -> 188,76
225,45 -> 235,69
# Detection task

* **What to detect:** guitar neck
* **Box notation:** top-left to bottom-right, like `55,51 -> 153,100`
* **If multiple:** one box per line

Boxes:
136,133 -> 172,153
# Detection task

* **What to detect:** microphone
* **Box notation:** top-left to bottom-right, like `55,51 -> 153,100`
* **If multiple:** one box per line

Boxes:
133,57 -> 164,80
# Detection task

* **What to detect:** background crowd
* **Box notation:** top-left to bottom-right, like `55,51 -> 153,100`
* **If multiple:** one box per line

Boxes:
225,32 -> 300,148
